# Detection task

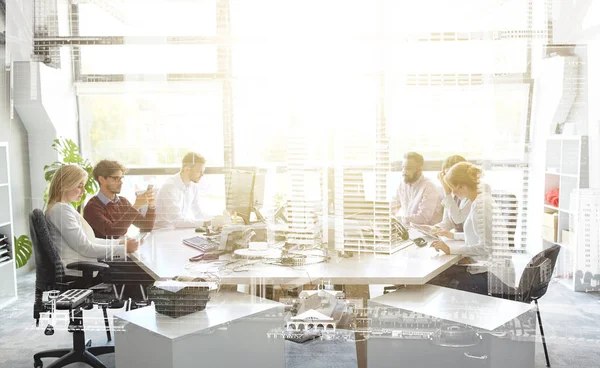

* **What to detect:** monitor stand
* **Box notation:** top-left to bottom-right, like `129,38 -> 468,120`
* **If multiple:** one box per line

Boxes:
245,206 -> 265,225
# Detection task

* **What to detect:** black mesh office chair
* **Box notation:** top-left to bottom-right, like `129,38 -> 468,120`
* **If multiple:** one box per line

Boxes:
490,244 -> 561,367
30,208 -> 114,368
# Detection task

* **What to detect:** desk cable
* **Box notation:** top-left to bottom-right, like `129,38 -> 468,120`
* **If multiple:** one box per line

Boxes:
181,263 -> 223,285
184,261 -> 225,275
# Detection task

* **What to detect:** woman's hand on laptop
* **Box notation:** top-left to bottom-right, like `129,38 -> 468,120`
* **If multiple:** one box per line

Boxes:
430,240 -> 450,255
432,228 -> 453,239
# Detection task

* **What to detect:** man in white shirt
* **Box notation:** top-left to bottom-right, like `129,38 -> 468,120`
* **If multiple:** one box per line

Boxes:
155,152 -> 208,228
391,152 -> 443,226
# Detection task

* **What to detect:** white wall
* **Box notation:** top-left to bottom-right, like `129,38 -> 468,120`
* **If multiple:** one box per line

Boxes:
6,0 -> 33,62
551,0 -> 600,187
10,0 -> 79,210
585,44 -> 599,188
39,50 -> 79,141
3,0 -> 35,271
526,1 -> 600,254
3,113 -> 33,242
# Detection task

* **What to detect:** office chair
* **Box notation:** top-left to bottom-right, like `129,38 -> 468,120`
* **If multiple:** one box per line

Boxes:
30,209 -> 115,368
489,244 -> 561,367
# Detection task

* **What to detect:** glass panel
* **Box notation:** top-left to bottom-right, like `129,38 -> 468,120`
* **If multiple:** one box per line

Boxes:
231,79 -> 291,165
232,77 -> 378,166
232,42 -> 379,77
386,83 -> 529,161
231,0 -> 378,77
78,89 -> 224,167
230,0 -> 377,38
383,0 -> 530,33
80,45 -> 217,74
385,40 -> 529,74
120,172 -> 288,224
78,1 -> 217,37
121,173 -> 226,218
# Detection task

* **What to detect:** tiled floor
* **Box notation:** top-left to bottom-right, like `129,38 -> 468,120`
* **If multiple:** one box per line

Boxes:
1,272 -> 600,367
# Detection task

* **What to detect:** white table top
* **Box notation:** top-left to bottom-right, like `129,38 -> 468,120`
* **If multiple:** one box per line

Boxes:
115,291 -> 282,340
130,228 -> 462,285
370,284 -> 535,331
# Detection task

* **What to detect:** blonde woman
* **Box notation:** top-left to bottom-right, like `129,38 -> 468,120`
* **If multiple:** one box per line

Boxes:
45,165 -> 139,277
429,162 -> 496,294
418,155 -> 470,234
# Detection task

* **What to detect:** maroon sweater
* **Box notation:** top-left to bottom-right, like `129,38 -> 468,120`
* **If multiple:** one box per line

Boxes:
83,196 -> 156,239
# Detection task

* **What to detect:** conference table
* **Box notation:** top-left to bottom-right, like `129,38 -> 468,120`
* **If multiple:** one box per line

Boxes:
129,228 -> 462,286
120,228 -> 510,368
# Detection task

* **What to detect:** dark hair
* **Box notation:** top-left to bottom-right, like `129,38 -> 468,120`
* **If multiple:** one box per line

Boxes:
442,155 -> 467,172
182,152 -> 206,168
403,152 -> 424,167
92,160 -> 126,182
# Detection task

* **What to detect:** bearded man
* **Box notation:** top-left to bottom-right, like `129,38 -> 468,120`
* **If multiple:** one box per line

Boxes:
391,152 -> 443,226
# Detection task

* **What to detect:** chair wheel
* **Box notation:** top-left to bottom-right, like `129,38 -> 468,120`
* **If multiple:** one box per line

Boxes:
34,359 -> 43,368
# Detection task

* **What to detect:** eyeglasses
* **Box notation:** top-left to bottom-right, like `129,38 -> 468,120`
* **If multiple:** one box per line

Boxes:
108,176 -> 125,182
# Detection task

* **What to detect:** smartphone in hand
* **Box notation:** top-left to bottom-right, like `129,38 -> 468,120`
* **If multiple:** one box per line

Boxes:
136,184 -> 154,196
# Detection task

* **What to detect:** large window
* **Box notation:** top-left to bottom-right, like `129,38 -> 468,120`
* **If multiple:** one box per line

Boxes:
74,0 -> 534,168
386,83 -> 530,161
80,45 -> 217,75
382,0 -> 530,32
227,0 -> 531,165
77,0 -> 217,37
78,90 -> 224,167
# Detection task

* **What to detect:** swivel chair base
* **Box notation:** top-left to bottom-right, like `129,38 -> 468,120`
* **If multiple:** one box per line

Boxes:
33,329 -> 114,368
34,346 -> 113,368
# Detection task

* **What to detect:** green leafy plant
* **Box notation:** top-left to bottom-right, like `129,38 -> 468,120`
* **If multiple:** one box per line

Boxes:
14,235 -> 33,269
43,137 -> 98,211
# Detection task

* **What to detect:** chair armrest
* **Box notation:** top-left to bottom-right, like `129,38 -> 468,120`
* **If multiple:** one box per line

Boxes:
67,262 -> 109,287
66,261 -> 109,272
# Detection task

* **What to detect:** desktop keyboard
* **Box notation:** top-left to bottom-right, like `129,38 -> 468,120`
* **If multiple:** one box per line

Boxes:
55,289 -> 93,309
183,236 -> 218,252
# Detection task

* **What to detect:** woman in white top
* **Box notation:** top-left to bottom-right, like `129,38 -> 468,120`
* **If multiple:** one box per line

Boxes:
420,155 -> 471,233
45,165 -> 139,277
429,162 -> 495,294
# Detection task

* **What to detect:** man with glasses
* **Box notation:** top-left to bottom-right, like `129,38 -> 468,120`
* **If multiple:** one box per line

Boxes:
155,152 -> 208,228
84,160 -> 157,238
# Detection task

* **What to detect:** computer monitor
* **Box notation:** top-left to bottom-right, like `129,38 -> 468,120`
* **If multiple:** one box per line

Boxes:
226,169 -> 265,225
